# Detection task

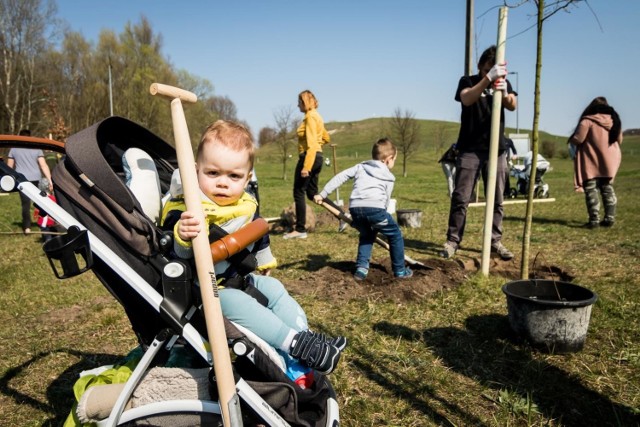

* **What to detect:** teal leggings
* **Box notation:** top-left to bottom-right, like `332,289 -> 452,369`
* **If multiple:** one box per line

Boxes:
219,273 -> 308,350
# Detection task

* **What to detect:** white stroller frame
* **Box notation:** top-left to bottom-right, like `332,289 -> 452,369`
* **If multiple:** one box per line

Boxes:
0,135 -> 339,427
509,152 -> 551,199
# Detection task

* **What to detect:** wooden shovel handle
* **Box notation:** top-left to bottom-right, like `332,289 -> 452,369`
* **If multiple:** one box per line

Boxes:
211,218 -> 269,262
149,83 -> 197,104
150,82 -> 242,426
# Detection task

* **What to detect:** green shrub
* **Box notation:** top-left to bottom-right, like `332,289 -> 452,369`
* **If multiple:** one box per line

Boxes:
540,139 -> 557,158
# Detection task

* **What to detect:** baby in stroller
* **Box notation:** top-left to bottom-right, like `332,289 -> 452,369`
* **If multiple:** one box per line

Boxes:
509,151 -> 551,199
1,117 -> 341,426
160,120 -> 347,378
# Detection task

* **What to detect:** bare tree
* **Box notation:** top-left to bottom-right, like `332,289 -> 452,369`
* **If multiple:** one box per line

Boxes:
432,121 -> 451,157
273,105 -> 297,180
389,107 -> 421,177
207,95 -> 237,121
258,126 -> 276,147
0,0 -> 57,134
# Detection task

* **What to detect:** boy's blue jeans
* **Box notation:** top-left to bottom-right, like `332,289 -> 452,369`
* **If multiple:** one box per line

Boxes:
349,206 -> 405,274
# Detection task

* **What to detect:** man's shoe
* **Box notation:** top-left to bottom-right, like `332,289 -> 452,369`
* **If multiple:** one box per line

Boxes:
394,267 -> 414,279
491,242 -> 514,261
583,221 -> 600,229
283,231 -> 308,240
353,267 -> 368,281
600,219 -> 615,227
440,241 -> 457,259
290,330 -> 341,375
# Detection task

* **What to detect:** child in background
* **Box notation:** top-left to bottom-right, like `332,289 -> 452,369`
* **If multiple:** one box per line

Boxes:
314,138 -> 413,281
33,177 -> 58,242
161,120 -> 346,382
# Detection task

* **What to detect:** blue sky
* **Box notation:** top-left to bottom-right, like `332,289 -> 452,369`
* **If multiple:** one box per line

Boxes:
55,1 -> 639,138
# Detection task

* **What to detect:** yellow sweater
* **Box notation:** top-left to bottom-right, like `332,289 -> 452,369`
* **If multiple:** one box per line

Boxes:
297,108 -> 330,171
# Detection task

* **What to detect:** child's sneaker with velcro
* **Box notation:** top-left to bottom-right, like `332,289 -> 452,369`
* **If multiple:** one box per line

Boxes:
289,330 -> 341,375
309,331 -> 348,351
394,267 -> 413,279
353,267 -> 368,281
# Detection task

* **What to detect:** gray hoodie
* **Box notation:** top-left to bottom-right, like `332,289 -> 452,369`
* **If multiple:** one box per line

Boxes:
319,160 -> 395,210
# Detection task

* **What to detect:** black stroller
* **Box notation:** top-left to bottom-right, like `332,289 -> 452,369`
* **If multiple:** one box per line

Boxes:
0,116 -> 339,426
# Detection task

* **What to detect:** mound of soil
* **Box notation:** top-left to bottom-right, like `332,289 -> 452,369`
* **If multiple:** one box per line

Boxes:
284,256 -> 574,304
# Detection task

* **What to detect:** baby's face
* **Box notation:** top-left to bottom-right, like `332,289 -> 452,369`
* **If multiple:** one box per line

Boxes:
197,142 -> 252,206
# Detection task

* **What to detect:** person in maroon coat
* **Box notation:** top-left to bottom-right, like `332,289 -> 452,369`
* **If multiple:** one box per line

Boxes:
569,96 -> 623,228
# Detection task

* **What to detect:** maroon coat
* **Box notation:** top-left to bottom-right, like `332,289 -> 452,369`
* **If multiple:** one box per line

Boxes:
569,113 -> 623,190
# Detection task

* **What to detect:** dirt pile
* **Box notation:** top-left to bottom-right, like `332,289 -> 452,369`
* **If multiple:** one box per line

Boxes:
284,256 -> 574,304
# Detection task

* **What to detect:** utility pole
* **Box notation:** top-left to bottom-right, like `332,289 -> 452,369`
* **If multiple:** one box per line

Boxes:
108,56 -> 114,116
466,0 -> 481,203
465,0 -> 474,76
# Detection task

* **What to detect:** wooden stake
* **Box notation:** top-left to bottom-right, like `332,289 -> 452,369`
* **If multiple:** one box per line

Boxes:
481,7 -> 508,276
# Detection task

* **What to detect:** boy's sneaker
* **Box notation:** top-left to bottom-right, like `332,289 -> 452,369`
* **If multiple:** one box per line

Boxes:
491,242 -> 514,260
353,267 -> 368,281
440,241 -> 457,259
394,267 -> 413,279
289,330 -> 341,375
309,331 -> 348,351
283,231 -> 308,239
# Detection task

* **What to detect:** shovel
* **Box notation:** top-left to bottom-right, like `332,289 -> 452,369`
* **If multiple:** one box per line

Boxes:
150,83 -> 242,426
320,198 -> 432,269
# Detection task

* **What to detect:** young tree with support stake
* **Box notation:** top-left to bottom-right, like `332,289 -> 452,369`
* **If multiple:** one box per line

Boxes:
510,0 -> 587,279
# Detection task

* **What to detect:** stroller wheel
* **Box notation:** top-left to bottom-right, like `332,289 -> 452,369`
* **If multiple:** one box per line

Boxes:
534,187 -> 544,199
509,188 -> 518,199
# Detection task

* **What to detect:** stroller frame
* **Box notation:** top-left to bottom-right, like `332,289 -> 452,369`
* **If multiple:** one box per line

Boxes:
0,124 -> 339,427
508,161 -> 550,199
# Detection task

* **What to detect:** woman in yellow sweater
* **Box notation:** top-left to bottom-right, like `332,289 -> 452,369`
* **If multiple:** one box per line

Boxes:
284,90 -> 330,239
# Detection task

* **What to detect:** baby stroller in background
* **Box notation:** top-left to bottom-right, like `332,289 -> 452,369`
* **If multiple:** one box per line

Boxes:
0,117 -> 339,426
508,151 -> 551,199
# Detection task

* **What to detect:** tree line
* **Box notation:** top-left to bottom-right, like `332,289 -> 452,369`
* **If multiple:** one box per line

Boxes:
0,0 -> 239,153
1,0 -> 431,177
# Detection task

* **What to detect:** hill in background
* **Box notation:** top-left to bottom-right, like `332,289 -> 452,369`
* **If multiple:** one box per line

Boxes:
258,117 -> 570,162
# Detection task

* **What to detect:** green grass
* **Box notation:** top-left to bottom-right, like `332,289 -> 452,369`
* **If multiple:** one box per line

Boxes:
1,121 -> 639,426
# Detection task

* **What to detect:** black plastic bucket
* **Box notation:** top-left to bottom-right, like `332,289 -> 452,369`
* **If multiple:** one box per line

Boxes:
502,280 -> 598,353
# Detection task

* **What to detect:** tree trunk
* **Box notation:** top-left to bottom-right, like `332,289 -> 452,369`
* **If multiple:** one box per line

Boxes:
520,0 -> 545,279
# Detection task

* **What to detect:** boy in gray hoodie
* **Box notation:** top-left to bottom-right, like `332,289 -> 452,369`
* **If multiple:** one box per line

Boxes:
314,138 -> 412,280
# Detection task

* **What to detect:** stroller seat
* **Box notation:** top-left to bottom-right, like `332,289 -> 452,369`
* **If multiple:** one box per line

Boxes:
120,145 -> 288,375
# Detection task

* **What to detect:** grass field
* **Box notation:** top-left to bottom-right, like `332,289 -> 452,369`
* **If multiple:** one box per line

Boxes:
0,120 -> 638,426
